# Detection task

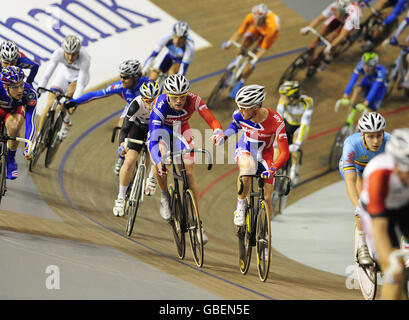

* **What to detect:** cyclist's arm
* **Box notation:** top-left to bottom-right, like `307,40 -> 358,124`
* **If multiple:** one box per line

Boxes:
224,118 -> 241,139
178,39 -> 195,75
119,101 -> 140,144
273,119 -> 290,170
344,64 -> 362,96
144,35 -> 168,70
330,27 -> 351,49
391,10 -> 409,40
383,0 -> 407,26
308,13 -> 327,29
69,82 -> 120,106
17,56 -> 39,85
24,103 -> 37,147
148,103 -> 167,165
294,99 -> 313,146
72,55 -> 91,99
364,66 -> 387,105
341,142 -> 361,207
196,99 -> 223,131
37,50 -> 60,89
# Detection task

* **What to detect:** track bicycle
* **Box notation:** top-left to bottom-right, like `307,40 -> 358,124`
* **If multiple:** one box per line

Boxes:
206,40 -> 258,108
0,120 -> 32,204
384,43 -> 409,99
354,225 -> 409,300
165,147 -> 212,268
237,173 -> 290,282
277,27 -> 332,89
328,103 -> 364,171
123,137 -> 149,237
29,87 -> 71,171
271,149 -> 302,216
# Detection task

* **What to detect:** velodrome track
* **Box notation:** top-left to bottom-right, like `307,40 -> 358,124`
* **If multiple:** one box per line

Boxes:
1,0 -> 409,300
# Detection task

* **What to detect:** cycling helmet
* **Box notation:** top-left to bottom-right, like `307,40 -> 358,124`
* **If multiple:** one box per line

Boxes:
139,81 -> 161,100
1,66 -> 25,85
119,59 -> 142,76
235,84 -> 266,108
385,128 -> 409,170
163,74 -> 190,95
62,35 -> 81,54
0,40 -> 20,63
336,0 -> 351,11
358,112 -> 386,133
361,52 -> 379,67
279,81 -> 300,99
252,4 -> 269,19
173,21 -> 189,38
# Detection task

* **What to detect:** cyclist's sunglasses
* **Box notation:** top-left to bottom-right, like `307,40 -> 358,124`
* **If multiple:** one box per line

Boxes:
120,75 -> 132,80
142,98 -> 154,103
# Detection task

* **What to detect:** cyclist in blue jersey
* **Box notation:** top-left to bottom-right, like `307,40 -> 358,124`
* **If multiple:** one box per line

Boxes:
63,59 -> 151,175
360,0 -> 408,50
335,52 -> 387,123
0,40 -> 40,86
143,21 -> 195,81
0,66 -> 37,179
339,112 -> 390,266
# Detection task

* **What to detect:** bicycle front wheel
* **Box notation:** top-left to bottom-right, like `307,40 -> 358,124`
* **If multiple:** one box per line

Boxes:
45,114 -> 63,168
169,185 -> 185,260
126,165 -> 145,237
185,189 -> 204,267
256,200 -> 271,282
238,207 -> 252,275
353,223 -> 377,300
206,70 -> 229,108
329,124 -> 351,171
0,148 -> 7,204
29,116 -> 50,172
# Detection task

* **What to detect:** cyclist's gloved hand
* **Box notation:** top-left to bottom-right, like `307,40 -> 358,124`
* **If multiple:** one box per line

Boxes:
335,97 -> 350,111
118,145 -> 126,158
157,162 -> 169,176
64,100 -> 77,110
300,26 -> 310,35
261,166 -> 277,179
356,103 -> 366,112
289,143 -> 300,153
212,128 -> 225,146
389,37 -> 398,46
221,41 -> 231,50
23,146 -> 33,160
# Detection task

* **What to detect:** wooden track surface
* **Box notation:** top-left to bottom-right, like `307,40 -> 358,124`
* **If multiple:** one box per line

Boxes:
1,0 -> 409,300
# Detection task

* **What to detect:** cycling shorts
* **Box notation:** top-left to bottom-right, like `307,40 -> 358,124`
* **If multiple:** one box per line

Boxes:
127,123 -> 149,153
0,106 -> 25,122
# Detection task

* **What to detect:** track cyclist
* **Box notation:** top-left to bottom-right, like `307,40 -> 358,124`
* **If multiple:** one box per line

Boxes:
274,81 -> 313,186
143,21 -> 195,81
358,128 -> 409,299
0,66 -> 37,179
63,59 -> 150,175
36,35 -> 90,142
148,74 -> 223,245
339,112 -> 390,266
222,4 -> 280,98
0,40 -> 40,86
300,0 -> 361,73
335,52 -> 387,125
112,82 -> 161,217
215,85 -> 289,226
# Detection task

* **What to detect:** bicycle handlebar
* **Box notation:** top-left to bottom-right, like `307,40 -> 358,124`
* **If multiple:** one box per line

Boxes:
384,249 -> 409,278
124,138 -> 148,148
0,136 -> 33,153
227,40 -> 258,64
161,148 -> 213,172
238,174 -> 290,195
37,87 -> 72,101
303,27 -> 332,51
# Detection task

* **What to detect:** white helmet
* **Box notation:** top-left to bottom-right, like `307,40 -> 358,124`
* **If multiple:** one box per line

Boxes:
173,21 -> 189,37
358,112 -> 386,133
385,128 -> 409,170
252,4 -> 269,19
336,0 -> 351,11
0,40 -> 20,62
163,74 -> 190,94
119,59 -> 142,76
235,84 -> 266,108
62,35 -> 81,54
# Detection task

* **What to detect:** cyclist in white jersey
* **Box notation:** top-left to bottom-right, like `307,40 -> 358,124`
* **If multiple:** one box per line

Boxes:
358,128 -> 409,299
36,35 -> 91,141
143,21 -> 195,80
274,81 -> 313,186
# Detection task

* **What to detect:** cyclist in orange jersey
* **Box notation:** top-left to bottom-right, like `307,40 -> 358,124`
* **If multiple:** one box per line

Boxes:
222,4 -> 280,98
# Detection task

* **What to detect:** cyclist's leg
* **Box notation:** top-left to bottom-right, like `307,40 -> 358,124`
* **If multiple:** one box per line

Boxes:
5,111 -> 24,179
263,180 -> 274,221
168,62 -> 181,75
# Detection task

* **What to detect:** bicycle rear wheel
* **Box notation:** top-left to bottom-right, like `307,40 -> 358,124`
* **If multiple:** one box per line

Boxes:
329,124 -> 352,171
126,165 -> 145,237
185,189 -> 204,267
256,200 -> 271,282
0,146 -> 7,204
353,223 -> 377,300
45,114 -> 63,168
238,207 -> 252,275
206,70 -> 229,108
29,116 -> 50,172
169,184 -> 185,260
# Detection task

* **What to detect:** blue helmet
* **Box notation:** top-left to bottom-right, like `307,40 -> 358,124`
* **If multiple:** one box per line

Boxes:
1,66 -> 25,85
139,81 -> 161,100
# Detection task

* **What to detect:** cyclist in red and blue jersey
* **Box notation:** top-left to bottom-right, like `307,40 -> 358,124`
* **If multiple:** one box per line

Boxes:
336,52 -> 387,123
148,74 -> 222,245
64,59 -> 151,174
0,40 -> 40,86
143,21 -> 195,81
216,85 -> 289,224
339,112 -> 390,266
0,66 -> 37,179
